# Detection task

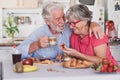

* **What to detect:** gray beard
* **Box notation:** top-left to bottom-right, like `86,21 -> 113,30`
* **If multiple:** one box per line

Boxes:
51,24 -> 64,33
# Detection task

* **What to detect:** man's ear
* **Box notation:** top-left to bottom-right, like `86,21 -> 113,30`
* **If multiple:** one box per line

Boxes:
44,18 -> 50,25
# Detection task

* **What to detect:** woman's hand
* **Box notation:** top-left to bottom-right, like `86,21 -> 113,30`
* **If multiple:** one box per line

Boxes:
61,46 -> 80,57
89,22 -> 104,39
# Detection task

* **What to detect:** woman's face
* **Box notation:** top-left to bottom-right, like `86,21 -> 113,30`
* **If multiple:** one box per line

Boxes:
68,19 -> 88,35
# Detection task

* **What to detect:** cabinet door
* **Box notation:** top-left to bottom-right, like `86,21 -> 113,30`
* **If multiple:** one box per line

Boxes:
0,0 -> 38,8
0,0 -> 18,8
19,0 -> 38,8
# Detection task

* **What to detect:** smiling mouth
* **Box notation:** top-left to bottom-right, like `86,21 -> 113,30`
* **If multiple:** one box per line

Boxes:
61,26 -> 64,30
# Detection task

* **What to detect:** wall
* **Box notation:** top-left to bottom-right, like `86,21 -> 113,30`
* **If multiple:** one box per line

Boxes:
2,8 -> 45,38
0,0 -> 70,38
0,9 -> 2,38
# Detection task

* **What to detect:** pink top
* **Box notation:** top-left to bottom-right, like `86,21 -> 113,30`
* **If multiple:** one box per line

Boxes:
70,33 -> 118,65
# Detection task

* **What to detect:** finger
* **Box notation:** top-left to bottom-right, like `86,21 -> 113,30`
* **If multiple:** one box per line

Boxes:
89,28 -> 92,37
64,46 -> 72,51
64,52 -> 70,56
62,50 -> 71,54
98,29 -> 104,39
100,30 -> 104,39
94,31 -> 98,39
97,30 -> 102,39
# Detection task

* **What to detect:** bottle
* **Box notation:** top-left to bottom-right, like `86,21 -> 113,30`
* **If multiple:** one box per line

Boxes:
13,45 -> 19,54
12,45 -> 22,64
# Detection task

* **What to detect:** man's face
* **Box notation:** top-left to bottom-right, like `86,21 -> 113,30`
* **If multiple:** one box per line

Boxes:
50,9 -> 65,32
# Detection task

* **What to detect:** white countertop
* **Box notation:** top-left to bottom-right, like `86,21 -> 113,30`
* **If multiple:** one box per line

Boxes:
2,59 -> 120,80
0,38 -> 25,46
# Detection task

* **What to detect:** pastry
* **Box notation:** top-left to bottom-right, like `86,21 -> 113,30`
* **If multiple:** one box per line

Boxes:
63,60 -> 71,68
60,43 -> 66,50
83,60 -> 93,66
40,59 -> 54,64
63,57 -> 92,68
70,58 -> 77,67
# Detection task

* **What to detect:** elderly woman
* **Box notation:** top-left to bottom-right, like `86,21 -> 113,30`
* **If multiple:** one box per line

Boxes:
62,4 -> 118,66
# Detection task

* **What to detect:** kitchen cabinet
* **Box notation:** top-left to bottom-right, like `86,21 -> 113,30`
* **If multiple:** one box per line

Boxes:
0,0 -> 38,8
110,45 -> 120,61
0,47 -> 13,62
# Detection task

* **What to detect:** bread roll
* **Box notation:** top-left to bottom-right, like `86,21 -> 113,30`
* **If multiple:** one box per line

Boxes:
70,58 -> 77,67
83,60 -> 93,66
63,60 -> 71,68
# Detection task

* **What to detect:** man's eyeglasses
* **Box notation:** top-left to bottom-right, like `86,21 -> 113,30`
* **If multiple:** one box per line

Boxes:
68,20 -> 81,27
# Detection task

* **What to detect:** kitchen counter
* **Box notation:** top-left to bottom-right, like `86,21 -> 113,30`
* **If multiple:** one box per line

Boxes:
0,42 -> 20,46
0,38 -> 25,46
2,59 -> 120,80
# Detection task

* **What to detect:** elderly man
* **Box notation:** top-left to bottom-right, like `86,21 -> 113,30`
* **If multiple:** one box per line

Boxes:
17,2 -> 104,61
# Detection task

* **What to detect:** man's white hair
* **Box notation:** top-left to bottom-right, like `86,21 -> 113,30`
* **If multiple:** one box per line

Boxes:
41,1 -> 64,20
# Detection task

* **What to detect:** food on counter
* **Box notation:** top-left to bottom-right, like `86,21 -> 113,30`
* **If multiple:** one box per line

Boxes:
92,58 -> 119,72
70,58 -> 77,67
63,54 -> 72,62
40,59 -> 54,64
63,58 -> 93,68
47,68 -> 65,73
30,57 -> 40,63
15,62 -> 23,73
64,57 -> 71,61
27,57 -> 54,64
83,60 -> 93,66
22,65 -> 38,72
63,60 -> 71,68
60,43 -> 66,50
14,65 -> 38,72
22,58 -> 33,65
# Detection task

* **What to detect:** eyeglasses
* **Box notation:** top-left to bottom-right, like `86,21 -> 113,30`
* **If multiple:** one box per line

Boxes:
68,20 -> 81,27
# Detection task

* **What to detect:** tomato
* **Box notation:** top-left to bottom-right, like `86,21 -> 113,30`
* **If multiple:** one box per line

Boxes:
107,67 -> 114,72
109,62 -> 114,67
103,64 -> 109,69
100,67 -> 107,72
102,58 -> 109,64
100,66 -> 107,72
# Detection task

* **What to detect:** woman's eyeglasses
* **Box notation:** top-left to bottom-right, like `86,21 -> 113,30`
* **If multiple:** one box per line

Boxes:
68,20 -> 81,27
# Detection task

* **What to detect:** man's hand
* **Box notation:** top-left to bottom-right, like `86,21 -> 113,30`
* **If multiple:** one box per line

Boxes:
89,22 -> 104,39
28,36 -> 49,53
38,36 -> 49,48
